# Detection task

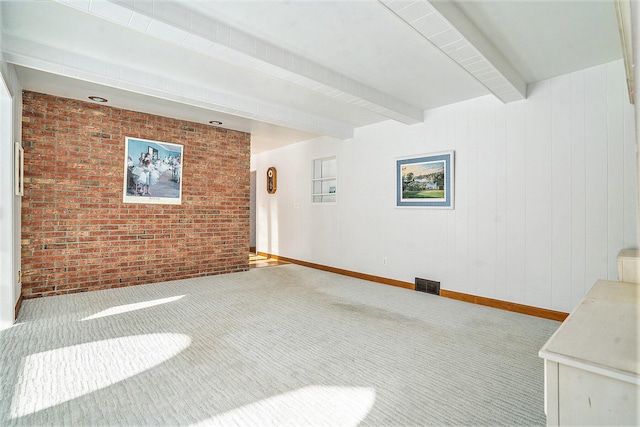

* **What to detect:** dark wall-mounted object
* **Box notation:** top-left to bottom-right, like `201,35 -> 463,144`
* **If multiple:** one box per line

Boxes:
267,167 -> 277,194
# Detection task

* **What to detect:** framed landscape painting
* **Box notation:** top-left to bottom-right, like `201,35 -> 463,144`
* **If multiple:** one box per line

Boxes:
122,137 -> 183,205
396,151 -> 454,208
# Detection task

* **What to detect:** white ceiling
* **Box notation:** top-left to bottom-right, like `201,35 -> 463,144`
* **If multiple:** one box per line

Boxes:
1,0 -> 622,154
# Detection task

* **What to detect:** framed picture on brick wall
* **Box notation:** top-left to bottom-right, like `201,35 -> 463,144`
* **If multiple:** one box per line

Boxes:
123,137 -> 183,205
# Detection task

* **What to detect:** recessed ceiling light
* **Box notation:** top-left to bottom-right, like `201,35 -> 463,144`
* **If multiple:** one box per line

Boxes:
88,96 -> 108,103
209,120 -> 223,126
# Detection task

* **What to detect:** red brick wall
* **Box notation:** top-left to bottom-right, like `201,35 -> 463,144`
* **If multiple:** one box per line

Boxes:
21,91 -> 250,298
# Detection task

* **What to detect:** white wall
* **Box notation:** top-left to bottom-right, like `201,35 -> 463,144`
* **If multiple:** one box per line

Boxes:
0,68 -> 22,328
632,0 -> 640,243
0,71 -> 14,329
1,0 -> 24,327
250,171 -> 256,248
12,67 -> 22,316
254,60 -> 638,313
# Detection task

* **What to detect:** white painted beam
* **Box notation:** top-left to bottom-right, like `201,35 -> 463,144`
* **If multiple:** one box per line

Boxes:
53,0 -> 424,125
380,0 -> 527,103
4,36 -> 354,139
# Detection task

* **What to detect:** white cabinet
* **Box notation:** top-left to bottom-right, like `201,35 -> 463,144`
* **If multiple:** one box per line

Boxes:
539,280 -> 639,425
617,249 -> 640,283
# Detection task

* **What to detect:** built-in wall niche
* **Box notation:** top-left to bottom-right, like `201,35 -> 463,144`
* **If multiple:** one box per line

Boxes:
312,156 -> 337,203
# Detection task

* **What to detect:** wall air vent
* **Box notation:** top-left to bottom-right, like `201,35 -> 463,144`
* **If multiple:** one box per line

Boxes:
415,277 -> 440,295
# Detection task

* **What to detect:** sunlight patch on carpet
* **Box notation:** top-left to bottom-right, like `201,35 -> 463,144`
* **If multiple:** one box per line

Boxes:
81,295 -> 185,321
193,386 -> 376,427
10,333 -> 191,418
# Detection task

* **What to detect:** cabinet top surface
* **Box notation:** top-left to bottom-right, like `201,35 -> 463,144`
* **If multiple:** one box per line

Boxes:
618,248 -> 640,259
539,280 -> 639,380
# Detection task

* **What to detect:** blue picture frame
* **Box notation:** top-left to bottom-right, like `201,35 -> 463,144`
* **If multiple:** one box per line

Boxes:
396,151 -> 454,208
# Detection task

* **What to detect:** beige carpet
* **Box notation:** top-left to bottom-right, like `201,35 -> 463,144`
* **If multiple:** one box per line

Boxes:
0,264 -> 559,426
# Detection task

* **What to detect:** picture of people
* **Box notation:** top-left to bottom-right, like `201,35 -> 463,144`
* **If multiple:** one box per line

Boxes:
123,137 -> 183,205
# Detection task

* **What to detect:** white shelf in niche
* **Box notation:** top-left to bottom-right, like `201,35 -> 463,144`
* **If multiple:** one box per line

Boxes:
312,156 -> 337,203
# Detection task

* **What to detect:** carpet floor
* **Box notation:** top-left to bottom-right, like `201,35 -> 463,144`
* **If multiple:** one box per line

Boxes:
0,264 -> 559,426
